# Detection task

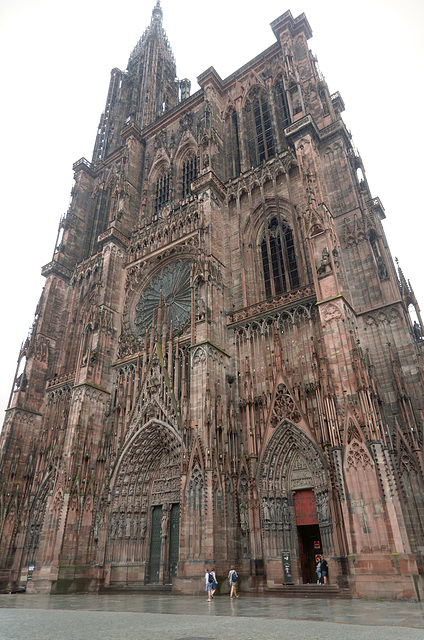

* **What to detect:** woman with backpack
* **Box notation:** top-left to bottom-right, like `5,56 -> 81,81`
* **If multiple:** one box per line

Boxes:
228,565 -> 239,598
210,566 -> 217,598
205,567 -> 212,601
205,566 -> 216,601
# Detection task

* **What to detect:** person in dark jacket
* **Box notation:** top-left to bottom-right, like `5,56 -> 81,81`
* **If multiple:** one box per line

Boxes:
320,556 -> 328,584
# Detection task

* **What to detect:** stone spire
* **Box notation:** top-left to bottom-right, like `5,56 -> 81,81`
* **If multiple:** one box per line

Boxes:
152,0 -> 163,24
93,2 -> 178,161
128,1 -> 175,73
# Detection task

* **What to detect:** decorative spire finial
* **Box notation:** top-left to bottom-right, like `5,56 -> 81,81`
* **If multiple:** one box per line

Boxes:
152,1 -> 163,24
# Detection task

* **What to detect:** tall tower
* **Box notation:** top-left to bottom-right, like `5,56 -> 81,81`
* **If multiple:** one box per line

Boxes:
1,7 -> 423,600
93,1 -> 180,163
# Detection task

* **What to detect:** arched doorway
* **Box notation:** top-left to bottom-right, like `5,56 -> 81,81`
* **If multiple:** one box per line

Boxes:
293,487 -> 321,583
258,421 -> 333,585
105,420 -> 181,587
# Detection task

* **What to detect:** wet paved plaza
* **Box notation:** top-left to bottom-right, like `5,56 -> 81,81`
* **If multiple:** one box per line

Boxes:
0,592 -> 423,640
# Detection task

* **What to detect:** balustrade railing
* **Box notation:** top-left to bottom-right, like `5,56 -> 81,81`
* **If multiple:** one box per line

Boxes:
227,283 -> 316,325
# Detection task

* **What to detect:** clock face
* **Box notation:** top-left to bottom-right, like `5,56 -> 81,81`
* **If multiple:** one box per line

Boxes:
134,260 -> 192,339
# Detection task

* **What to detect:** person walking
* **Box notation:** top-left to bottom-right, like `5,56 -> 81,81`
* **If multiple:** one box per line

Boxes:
228,565 -> 239,598
205,567 -> 213,601
210,566 -> 217,598
316,559 -> 322,585
320,556 -> 328,584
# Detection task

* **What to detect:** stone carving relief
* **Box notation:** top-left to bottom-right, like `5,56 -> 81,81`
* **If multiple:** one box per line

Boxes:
346,440 -> 373,470
363,307 -> 400,328
347,420 -> 363,444
316,491 -> 331,525
271,383 -> 301,426
290,453 -> 313,490
322,302 -> 342,326
192,346 -> 206,367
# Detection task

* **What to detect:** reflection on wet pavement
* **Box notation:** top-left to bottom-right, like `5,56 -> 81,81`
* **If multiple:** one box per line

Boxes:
0,592 -> 423,628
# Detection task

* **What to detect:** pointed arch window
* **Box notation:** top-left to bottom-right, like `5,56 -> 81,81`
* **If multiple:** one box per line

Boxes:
225,110 -> 241,179
154,171 -> 170,213
260,217 -> 299,298
275,80 -> 291,130
182,154 -> 198,199
245,91 -> 275,167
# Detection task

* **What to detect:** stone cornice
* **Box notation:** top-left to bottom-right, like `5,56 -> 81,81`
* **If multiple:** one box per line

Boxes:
46,372 -> 76,390
191,170 -> 226,201
271,10 -> 313,41
98,226 -> 130,250
72,382 -> 111,395
121,121 -> 143,143
284,114 -> 321,143
190,339 -> 230,359
41,260 -> 73,281
72,157 -> 96,177
5,406 -> 43,417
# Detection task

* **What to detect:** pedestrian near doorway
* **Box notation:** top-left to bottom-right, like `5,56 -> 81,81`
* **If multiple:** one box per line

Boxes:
228,565 -> 239,598
316,559 -> 322,585
320,556 -> 328,584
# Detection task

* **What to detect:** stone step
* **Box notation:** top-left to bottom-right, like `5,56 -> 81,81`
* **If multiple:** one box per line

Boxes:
265,584 -> 351,599
104,584 -> 172,593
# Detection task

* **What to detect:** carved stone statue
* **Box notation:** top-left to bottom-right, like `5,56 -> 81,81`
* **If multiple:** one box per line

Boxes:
318,493 -> 330,523
263,498 -> 270,521
161,505 -> 170,536
276,498 -> 283,523
413,321 -> 422,341
125,515 -> 132,538
377,256 -> 388,280
139,516 -> 147,540
282,499 -> 290,524
269,498 -> 275,521
318,248 -> 331,275
239,502 -> 248,535
109,513 -> 117,538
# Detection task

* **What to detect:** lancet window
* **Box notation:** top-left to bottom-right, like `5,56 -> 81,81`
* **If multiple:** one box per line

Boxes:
154,171 -> 170,213
245,91 -> 275,167
182,154 -> 198,199
369,229 -> 388,281
260,217 -> 299,298
275,81 -> 291,130
225,110 -> 241,179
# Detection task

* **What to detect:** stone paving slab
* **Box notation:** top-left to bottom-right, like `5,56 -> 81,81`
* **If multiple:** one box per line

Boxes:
0,593 -> 423,640
0,608 -> 423,640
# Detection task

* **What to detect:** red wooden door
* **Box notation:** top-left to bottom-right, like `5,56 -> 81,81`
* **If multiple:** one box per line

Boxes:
293,489 -> 318,525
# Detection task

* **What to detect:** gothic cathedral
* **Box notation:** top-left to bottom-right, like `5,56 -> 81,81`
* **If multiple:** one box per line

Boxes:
1,4 -> 424,600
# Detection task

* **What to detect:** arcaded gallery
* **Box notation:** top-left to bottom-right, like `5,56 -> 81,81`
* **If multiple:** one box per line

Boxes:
1,3 -> 423,600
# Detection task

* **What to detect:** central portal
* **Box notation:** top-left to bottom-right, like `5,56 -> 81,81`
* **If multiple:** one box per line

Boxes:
148,503 -> 180,584
148,506 -> 162,583
294,489 -> 322,583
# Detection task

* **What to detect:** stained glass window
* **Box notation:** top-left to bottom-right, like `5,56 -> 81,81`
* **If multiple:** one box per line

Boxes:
154,172 -> 170,213
182,155 -> 198,199
246,93 -> 275,167
261,218 -> 299,298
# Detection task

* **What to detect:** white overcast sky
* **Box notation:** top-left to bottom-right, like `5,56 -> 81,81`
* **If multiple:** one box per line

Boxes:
0,0 -> 423,421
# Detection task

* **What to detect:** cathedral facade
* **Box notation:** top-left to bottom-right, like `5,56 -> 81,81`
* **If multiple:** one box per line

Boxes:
1,4 -> 424,600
